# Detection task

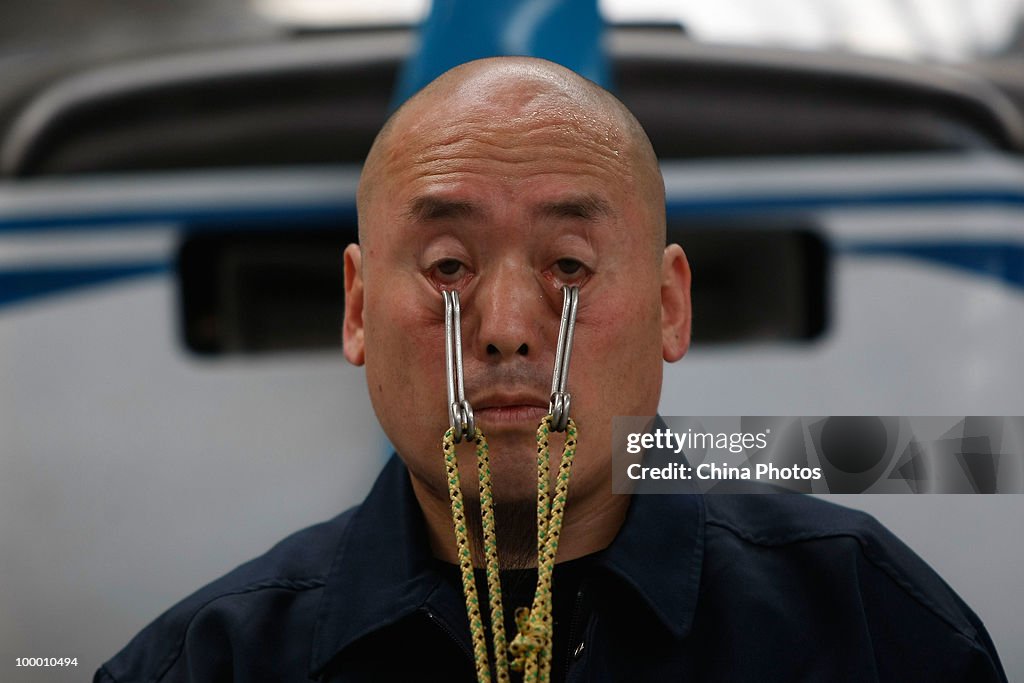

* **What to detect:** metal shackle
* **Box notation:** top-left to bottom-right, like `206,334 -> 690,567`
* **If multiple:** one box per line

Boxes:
443,290 -> 475,442
548,285 -> 579,433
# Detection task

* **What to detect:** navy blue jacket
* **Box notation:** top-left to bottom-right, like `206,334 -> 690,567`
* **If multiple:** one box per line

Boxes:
96,454 -> 1007,682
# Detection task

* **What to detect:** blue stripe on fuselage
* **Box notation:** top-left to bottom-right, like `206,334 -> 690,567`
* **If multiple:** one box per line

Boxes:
1,188 -> 1022,309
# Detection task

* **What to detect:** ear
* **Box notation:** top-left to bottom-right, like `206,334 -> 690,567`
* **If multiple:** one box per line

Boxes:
661,243 -> 692,362
342,243 -> 366,366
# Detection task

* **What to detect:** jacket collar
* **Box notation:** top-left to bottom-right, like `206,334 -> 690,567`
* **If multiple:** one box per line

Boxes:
310,440 -> 705,675
599,479 -> 705,639
599,416 -> 706,639
309,455 -> 440,676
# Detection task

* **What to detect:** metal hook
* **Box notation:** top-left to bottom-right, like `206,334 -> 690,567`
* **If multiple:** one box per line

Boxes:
444,290 -> 475,442
549,285 -> 579,432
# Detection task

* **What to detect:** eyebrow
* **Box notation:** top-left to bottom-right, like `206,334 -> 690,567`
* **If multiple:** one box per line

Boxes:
536,194 -> 612,222
406,196 -> 480,222
405,193 -> 612,224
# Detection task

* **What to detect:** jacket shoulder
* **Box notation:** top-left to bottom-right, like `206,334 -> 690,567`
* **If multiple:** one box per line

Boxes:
704,491 -> 891,544
702,494 -> 990,647
96,507 -> 358,683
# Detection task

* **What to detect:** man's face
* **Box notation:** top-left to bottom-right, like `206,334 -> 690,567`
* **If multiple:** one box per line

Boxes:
346,79 -> 688,506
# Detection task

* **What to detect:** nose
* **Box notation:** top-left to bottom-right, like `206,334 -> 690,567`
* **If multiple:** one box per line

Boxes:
471,262 -> 546,361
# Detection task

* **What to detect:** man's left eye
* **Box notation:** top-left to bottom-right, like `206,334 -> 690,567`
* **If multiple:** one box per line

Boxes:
437,259 -> 463,276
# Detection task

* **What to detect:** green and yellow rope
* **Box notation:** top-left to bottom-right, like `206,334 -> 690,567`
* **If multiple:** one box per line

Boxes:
509,416 -> 578,682
443,427 -> 509,683
443,416 -> 578,683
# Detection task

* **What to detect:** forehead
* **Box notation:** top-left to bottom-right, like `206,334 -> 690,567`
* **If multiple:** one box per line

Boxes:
419,70 -> 622,138
375,99 -> 635,212
411,84 -> 620,150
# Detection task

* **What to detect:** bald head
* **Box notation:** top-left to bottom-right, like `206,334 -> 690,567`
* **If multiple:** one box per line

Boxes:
357,57 -> 665,253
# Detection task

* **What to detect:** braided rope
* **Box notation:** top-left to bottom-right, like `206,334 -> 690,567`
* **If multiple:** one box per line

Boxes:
509,416 -> 578,682
444,427 -> 492,683
444,417 -> 578,683
444,427 -> 511,683
476,430 -> 511,683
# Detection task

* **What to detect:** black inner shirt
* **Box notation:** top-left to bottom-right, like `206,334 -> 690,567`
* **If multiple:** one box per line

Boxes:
434,554 -> 597,683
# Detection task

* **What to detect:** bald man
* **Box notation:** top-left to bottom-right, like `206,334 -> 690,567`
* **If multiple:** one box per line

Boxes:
96,58 -> 1006,683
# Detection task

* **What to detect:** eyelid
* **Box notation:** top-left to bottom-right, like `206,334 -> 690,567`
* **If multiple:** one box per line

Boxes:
420,233 -> 469,260
420,236 -> 469,268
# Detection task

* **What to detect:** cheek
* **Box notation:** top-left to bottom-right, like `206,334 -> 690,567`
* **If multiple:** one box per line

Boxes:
570,290 -> 662,412
361,276 -> 457,493
364,290 -> 448,430
563,296 -> 661,497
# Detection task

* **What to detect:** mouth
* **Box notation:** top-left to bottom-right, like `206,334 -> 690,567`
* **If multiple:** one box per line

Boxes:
472,394 -> 550,429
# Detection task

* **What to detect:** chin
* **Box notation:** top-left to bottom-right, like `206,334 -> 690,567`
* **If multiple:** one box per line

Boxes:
489,448 -> 542,488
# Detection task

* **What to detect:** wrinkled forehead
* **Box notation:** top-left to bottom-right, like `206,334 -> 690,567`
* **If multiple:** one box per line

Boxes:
397,80 -> 627,162
357,64 -> 665,256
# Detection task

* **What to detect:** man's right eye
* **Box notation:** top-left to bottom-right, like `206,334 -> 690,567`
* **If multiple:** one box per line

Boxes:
429,258 -> 470,286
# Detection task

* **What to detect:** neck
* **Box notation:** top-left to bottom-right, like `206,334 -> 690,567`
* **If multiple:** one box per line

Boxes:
411,469 -> 630,569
